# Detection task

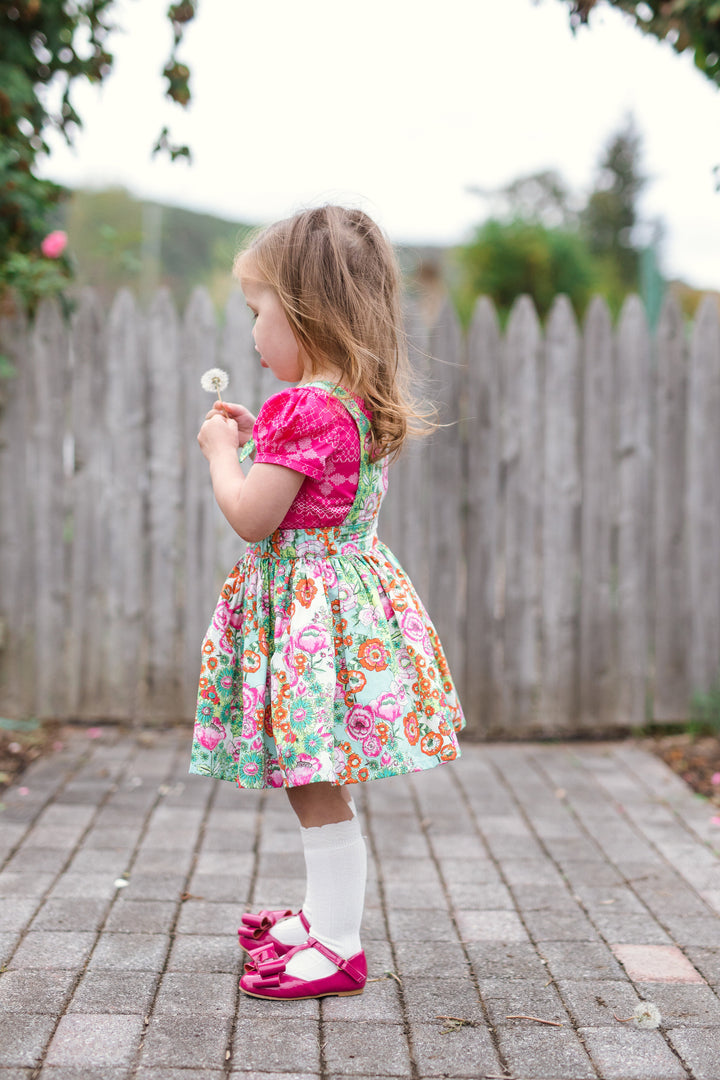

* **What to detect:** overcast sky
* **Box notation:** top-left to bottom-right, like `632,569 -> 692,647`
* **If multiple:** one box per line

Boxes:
40,0 -> 720,291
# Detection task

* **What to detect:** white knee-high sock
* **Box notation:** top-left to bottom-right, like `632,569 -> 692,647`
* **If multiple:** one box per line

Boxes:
271,796 -> 358,948
284,815 -> 367,980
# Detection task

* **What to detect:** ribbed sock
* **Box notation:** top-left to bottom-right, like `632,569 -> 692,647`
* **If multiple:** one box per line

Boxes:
283,815 -> 367,980
270,795 -> 358,948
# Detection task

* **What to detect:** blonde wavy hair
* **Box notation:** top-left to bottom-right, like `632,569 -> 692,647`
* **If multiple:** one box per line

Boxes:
234,205 -> 433,460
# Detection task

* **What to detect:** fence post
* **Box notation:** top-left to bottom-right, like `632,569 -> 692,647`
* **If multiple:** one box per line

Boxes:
540,295 -> 582,733
501,295 -> 542,731
104,290 -> 147,721
687,295 -> 720,697
67,290 -> 107,719
579,296 -> 616,731
145,289 -> 184,722
465,296 -> 501,736
654,292 -> 689,720
0,303 -> 31,717
615,295 -> 652,730
28,299 -> 70,719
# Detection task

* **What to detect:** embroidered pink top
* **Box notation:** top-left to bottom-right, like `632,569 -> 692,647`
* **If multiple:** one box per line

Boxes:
253,386 -> 371,528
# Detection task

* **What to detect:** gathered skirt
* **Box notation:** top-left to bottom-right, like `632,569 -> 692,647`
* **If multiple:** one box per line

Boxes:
189,526 -> 465,788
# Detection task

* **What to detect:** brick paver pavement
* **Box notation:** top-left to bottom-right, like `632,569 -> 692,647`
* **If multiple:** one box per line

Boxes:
2,726 -> 720,1079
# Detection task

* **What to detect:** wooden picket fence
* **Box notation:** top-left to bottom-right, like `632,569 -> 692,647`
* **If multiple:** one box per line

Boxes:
1,286 -> 719,737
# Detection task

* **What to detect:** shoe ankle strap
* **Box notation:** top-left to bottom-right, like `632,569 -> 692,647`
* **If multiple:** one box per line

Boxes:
306,937 -> 364,983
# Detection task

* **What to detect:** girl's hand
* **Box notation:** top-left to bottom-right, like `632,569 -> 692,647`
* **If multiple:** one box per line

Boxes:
197,413 -> 240,462
207,400 -> 256,446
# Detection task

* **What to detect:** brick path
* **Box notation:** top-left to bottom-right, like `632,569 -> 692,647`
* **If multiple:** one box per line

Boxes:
2,727 -> 720,1079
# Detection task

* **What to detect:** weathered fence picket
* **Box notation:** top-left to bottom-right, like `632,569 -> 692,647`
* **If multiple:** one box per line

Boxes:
0,306 -> 30,719
616,296 -> 653,731
540,295 -> 581,734
687,296 -> 720,696
68,290 -> 106,718
465,297 -> 501,734
104,290 -> 146,721
30,301 -> 69,720
1,286 -> 719,737
579,296 -> 616,732
502,296 -> 542,731
654,295 -> 688,721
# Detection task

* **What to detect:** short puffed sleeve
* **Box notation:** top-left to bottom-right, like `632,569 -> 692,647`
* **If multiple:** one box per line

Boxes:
253,388 -> 340,480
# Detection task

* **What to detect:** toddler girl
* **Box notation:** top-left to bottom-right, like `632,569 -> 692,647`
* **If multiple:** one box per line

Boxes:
191,205 -> 465,1001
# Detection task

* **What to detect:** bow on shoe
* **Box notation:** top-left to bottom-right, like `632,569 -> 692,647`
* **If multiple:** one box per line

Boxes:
240,908 -> 293,941
243,942 -> 281,975
246,950 -> 289,988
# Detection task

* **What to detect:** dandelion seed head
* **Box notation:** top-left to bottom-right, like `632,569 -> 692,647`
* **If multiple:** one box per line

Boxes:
633,1002 -> 661,1029
201,368 -> 229,393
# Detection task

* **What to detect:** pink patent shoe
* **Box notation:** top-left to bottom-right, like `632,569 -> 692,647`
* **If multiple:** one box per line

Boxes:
239,936 -> 367,1000
237,908 -> 309,954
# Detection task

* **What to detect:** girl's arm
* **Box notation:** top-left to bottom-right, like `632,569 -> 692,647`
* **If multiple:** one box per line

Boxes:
198,412 -> 305,542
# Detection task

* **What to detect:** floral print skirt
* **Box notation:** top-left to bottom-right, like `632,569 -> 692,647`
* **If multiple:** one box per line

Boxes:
189,525 -> 465,788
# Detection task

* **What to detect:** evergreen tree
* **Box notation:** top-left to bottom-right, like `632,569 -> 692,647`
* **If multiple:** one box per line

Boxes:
580,114 -> 647,295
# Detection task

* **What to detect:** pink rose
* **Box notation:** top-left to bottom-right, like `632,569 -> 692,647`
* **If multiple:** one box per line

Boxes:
375,692 -> 401,723
294,625 -> 330,655
287,754 -> 320,786
346,705 -> 374,741
242,715 -> 258,738
195,723 -> 224,750
212,601 -> 231,632
363,734 -> 382,758
41,230 -> 67,259
400,608 -> 427,643
242,684 -> 260,714
321,563 -> 338,589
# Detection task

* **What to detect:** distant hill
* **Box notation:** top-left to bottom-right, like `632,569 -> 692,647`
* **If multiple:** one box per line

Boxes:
62,187 -> 254,311
61,187 -> 454,321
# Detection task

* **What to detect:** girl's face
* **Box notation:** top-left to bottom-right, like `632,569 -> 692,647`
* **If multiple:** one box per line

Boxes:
240,268 -> 305,384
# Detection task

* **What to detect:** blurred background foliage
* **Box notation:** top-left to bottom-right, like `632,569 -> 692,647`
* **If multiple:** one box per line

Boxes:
1,0 -> 719,326
559,0 -> 720,93
451,114 -> 668,328
0,0 -> 195,314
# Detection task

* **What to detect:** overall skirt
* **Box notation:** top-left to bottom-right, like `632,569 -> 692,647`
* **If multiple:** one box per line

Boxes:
189,388 -> 465,789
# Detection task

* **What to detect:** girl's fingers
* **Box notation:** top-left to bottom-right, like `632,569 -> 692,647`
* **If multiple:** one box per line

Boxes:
205,408 -> 236,422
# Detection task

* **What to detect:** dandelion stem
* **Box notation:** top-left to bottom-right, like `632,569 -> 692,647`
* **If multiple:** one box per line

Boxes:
215,388 -> 229,419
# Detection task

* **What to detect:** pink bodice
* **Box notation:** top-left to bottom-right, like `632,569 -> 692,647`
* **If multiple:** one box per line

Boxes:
253,386 -> 371,528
